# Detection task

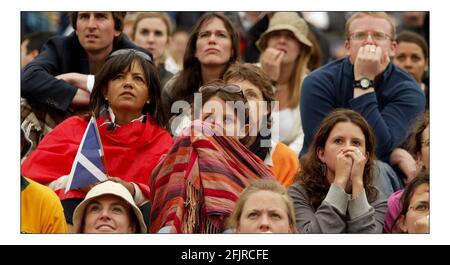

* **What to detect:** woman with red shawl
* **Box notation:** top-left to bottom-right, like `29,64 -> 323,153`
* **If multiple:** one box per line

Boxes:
21,49 -> 173,229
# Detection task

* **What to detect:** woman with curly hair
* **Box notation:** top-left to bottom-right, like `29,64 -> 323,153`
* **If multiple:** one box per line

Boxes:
288,109 -> 387,233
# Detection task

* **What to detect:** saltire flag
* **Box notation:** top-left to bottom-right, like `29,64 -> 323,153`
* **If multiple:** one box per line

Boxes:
65,116 -> 108,192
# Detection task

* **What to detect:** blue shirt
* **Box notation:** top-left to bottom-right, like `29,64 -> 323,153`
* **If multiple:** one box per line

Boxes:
300,57 -> 425,162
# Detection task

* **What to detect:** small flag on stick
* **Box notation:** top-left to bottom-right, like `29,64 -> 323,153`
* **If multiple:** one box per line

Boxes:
65,116 -> 108,192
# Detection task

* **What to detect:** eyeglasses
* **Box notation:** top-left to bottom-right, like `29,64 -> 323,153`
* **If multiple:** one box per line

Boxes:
409,202 -> 429,214
108,49 -> 153,64
349,31 -> 392,42
198,84 -> 242,94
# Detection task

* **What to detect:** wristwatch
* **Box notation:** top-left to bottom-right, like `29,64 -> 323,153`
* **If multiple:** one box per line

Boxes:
354,78 -> 374,90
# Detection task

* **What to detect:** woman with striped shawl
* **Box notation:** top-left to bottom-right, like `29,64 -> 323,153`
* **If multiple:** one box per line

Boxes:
149,81 -> 275,233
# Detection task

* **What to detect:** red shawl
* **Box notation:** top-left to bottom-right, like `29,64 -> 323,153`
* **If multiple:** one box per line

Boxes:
149,121 -> 275,233
21,114 -> 173,200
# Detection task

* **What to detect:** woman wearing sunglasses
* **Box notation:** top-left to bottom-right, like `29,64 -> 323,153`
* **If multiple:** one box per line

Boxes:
223,63 -> 300,188
21,49 -> 173,232
197,81 -> 250,144
149,80 -> 276,233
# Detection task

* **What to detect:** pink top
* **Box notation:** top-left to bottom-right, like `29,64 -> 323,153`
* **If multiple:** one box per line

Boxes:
383,189 -> 404,233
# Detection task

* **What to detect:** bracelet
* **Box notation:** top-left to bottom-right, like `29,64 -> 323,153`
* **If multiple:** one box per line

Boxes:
86,75 -> 95,93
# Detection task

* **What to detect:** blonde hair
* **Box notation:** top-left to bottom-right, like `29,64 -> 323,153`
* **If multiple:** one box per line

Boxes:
132,12 -> 173,39
259,35 -> 312,109
131,12 -> 173,62
291,49 -> 311,108
345,12 -> 396,40
228,179 -> 297,233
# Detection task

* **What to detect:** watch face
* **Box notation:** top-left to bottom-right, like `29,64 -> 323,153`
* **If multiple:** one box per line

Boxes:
361,79 -> 370,88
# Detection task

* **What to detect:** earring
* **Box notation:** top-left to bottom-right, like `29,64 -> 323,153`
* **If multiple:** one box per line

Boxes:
146,100 -> 150,104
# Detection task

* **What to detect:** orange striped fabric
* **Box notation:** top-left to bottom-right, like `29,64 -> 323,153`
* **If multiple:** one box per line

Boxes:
149,121 -> 275,233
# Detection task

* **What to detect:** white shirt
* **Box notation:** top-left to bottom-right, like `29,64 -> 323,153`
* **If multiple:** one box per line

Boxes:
271,105 -> 304,156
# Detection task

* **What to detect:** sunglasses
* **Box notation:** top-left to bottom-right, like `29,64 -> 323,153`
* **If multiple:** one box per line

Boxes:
108,49 -> 154,64
198,84 -> 242,94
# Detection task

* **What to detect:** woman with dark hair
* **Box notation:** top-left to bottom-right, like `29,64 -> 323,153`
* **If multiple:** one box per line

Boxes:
21,12 -> 151,154
389,31 -> 429,181
384,110 -> 429,233
393,30 -> 429,109
288,109 -> 387,233
161,12 -> 240,134
21,49 -> 173,230
396,171 -> 429,233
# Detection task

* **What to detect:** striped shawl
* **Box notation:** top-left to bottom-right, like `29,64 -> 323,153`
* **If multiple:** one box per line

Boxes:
149,121 -> 275,233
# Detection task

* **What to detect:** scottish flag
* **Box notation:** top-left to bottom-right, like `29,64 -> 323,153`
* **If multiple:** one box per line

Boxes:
65,117 -> 108,192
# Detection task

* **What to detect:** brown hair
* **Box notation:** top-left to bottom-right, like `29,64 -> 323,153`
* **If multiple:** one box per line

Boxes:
70,12 -> 126,32
131,12 -> 173,64
296,109 -> 378,209
196,80 -> 250,145
170,12 -> 240,106
396,30 -> 429,82
345,12 -> 396,40
228,179 -> 297,233
408,110 -> 429,159
223,63 -> 275,130
81,196 -> 140,233
89,49 -> 167,127
131,12 -> 173,40
396,30 -> 429,60
394,170 -> 429,232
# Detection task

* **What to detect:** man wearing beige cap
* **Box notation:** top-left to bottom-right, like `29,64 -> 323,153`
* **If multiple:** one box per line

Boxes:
299,12 -> 426,196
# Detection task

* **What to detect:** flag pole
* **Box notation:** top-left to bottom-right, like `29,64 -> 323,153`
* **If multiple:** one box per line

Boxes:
91,112 -> 109,178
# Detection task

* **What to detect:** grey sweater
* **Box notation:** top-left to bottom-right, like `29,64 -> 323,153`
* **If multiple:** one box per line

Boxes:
288,182 -> 387,233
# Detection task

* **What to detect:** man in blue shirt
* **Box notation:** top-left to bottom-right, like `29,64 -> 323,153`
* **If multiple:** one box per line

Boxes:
300,12 -> 425,194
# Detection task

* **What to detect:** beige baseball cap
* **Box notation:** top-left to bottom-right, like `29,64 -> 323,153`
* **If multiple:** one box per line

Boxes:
256,12 -> 312,51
